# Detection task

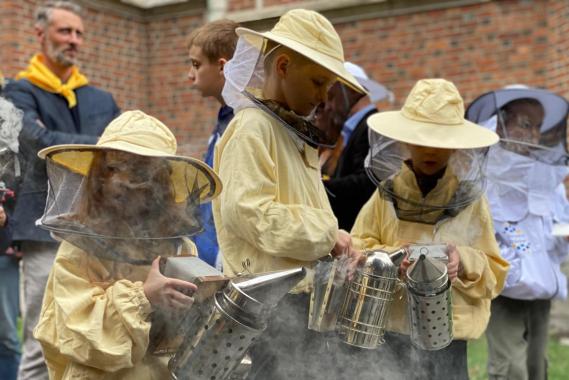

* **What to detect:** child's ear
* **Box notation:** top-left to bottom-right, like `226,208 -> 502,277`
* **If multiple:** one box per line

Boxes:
218,58 -> 228,75
275,54 -> 290,78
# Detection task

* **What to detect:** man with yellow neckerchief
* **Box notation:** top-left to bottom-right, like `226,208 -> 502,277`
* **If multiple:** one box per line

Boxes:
4,2 -> 119,379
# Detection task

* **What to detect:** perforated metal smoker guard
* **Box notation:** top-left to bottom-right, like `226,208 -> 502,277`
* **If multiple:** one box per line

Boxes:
406,256 -> 453,351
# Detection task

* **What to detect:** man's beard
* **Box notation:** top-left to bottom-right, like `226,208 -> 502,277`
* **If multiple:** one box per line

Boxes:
46,41 -> 77,67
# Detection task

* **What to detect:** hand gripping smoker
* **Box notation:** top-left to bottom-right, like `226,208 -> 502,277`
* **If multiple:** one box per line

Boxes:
336,249 -> 405,349
169,267 -> 306,380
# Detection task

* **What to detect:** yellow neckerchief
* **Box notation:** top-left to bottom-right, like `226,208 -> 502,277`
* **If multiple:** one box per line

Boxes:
17,54 -> 88,108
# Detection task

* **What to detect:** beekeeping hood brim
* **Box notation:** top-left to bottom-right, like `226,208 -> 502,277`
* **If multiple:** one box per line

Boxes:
368,79 -> 498,149
466,88 -> 569,134
38,110 -> 221,204
235,8 -> 366,95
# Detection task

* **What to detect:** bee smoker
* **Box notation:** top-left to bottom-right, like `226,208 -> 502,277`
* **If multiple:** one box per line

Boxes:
149,257 -> 228,355
169,267 -> 306,380
336,249 -> 405,349
406,254 -> 453,350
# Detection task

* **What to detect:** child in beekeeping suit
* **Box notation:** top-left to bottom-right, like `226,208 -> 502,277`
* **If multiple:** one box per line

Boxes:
34,110 -> 222,379
213,8 -> 366,379
352,78 -> 509,379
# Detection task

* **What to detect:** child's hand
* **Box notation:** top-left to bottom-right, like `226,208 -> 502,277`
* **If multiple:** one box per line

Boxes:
331,229 -> 352,258
396,245 -> 411,278
143,257 -> 197,310
0,206 -> 6,227
400,256 -> 411,278
344,249 -> 366,281
446,243 -> 460,283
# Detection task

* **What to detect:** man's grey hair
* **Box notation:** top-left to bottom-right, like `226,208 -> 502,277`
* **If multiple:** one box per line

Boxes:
35,1 -> 83,29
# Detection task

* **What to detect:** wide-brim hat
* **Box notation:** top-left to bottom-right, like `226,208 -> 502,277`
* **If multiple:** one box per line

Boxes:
367,78 -> 499,149
236,9 -> 367,95
466,86 -> 569,132
38,110 -> 222,203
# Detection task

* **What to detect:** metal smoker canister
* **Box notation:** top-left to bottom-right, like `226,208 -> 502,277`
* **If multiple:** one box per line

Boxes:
406,254 -> 453,350
308,255 -> 350,332
337,249 -> 403,349
169,267 -> 306,380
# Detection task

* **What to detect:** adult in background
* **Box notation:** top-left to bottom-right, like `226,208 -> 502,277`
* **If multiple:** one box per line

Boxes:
186,19 -> 238,268
316,62 -> 393,230
4,2 -> 119,379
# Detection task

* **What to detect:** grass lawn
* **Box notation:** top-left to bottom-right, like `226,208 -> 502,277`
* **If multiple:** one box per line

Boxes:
468,336 -> 569,380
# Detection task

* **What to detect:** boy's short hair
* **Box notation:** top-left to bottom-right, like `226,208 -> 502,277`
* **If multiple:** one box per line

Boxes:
187,19 -> 239,63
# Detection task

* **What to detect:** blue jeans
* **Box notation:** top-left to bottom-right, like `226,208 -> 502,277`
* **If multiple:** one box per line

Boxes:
0,255 -> 21,380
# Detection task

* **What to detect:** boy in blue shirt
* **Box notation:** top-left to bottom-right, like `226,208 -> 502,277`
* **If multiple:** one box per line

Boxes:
187,19 -> 238,267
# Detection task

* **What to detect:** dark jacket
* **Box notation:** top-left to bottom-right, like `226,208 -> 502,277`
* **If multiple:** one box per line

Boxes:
324,108 -> 377,231
4,79 -> 120,242
0,214 -> 13,253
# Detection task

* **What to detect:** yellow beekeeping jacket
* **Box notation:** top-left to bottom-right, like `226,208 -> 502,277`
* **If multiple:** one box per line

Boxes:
34,239 -> 196,379
351,164 -> 509,340
212,107 -> 338,293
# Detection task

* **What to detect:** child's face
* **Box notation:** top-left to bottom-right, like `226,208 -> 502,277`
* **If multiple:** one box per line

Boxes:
99,151 -> 165,218
499,101 -> 544,156
406,144 -> 455,176
278,57 -> 336,116
188,45 -> 225,98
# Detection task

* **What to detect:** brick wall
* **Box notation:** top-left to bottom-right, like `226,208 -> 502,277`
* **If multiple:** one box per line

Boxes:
227,0 -> 255,12
335,0 -> 550,108
0,0 -> 218,157
0,1 -> 45,75
80,6 -> 148,111
263,0 -> 304,7
546,0 -> 569,97
1,0 -> 569,158
145,13 -> 220,156
0,0 -> 149,129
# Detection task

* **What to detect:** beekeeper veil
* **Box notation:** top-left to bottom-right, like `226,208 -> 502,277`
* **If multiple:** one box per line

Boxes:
466,86 -> 569,166
38,111 -> 221,265
221,9 -> 367,147
365,79 -> 499,224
